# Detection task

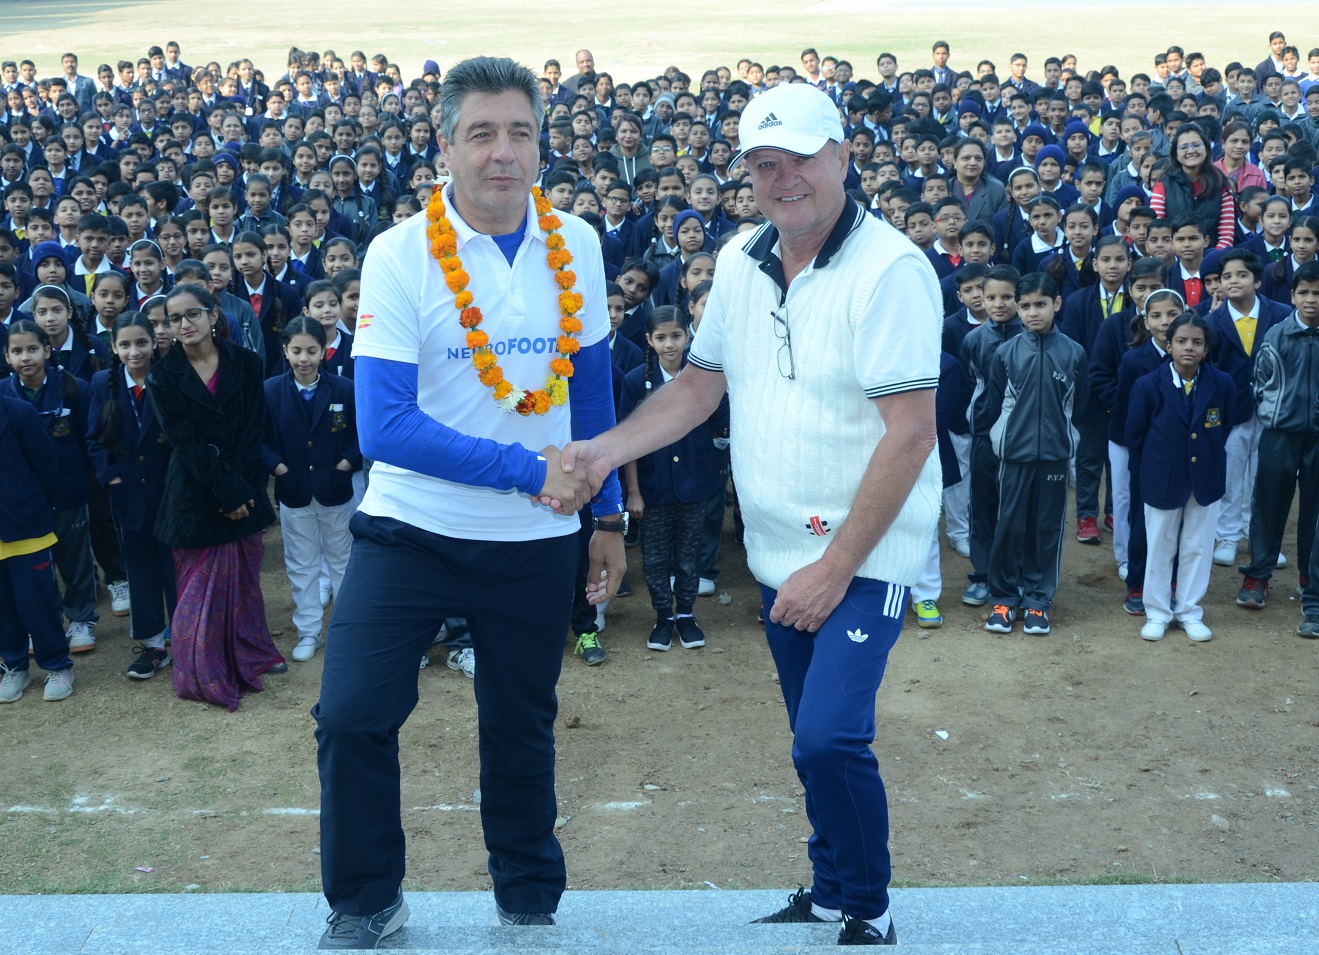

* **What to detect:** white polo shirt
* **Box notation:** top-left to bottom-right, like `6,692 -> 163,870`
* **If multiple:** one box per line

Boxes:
352,182 -> 609,541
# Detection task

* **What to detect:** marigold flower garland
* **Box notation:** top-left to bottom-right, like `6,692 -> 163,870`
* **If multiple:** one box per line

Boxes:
426,185 -> 582,415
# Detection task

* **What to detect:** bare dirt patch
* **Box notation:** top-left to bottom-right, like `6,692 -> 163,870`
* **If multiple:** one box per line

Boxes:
3,502 -> 1317,896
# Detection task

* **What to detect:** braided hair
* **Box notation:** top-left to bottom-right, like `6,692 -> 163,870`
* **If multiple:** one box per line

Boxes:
1046,203 -> 1100,288
641,305 -> 688,394
96,311 -> 155,458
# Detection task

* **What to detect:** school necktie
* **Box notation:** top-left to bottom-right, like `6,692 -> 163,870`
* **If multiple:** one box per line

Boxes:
84,273 -> 95,295
1184,277 -> 1203,307
291,258 -> 305,273
1182,380 -> 1193,396
301,388 -> 315,402
1234,313 -> 1257,356
325,346 -> 336,364
131,385 -> 144,402
1269,248 -> 1286,262
249,291 -> 263,314
1101,292 -> 1124,319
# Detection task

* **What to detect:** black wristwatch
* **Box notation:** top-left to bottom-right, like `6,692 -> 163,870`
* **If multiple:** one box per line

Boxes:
593,513 -> 629,534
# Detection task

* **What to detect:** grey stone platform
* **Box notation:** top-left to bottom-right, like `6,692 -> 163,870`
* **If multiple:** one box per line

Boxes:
6,883 -> 1317,953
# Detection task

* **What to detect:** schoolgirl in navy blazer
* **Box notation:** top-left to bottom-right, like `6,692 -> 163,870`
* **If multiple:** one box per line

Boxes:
617,355 -> 729,505
260,369 -> 361,509
1089,307 -> 1139,444
0,367 -> 90,511
1112,335 -> 1169,451
86,365 -> 171,534
1125,363 -> 1236,509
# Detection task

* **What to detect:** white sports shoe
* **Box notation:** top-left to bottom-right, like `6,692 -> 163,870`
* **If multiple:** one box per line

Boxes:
108,580 -> 131,616
447,647 -> 475,679
1212,540 -> 1237,566
1118,562 -> 1129,582
0,666 -> 33,703
319,583 -> 333,608
952,538 -> 971,558
1182,620 -> 1213,642
43,667 -> 75,701
292,635 -> 322,662
66,621 -> 96,653
1140,620 -> 1167,641
1277,552 -> 1288,569
698,578 -> 716,596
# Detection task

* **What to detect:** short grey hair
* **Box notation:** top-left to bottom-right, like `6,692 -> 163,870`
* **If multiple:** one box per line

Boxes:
439,56 -> 544,144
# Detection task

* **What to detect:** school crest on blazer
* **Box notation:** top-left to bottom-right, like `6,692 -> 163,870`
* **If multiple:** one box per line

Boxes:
1205,407 -> 1222,428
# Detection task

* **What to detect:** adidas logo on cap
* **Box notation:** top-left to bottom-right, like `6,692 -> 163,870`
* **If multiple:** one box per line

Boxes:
757,112 -> 783,130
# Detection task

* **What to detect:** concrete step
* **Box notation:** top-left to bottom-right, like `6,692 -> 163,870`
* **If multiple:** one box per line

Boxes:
8,884 -> 1317,954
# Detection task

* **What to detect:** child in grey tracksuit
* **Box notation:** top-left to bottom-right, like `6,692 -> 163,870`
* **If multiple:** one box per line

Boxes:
983,272 -> 1089,634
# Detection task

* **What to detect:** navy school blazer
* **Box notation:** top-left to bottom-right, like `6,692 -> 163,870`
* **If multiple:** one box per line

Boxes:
86,367 -> 171,533
618,357 -> 728,506
0,369 -> 90,510
0,393 -> 60,542
1060,283 -> 1128,357
1110,339 -> 1168,448
1088,307 -> 1138,440
48,332 -> 109,384
1125,364 -> 1236,509
1204,296 -> 1292,425
260,370 -> 361,509
245,274 -> 306,374
322,328 -> 355,380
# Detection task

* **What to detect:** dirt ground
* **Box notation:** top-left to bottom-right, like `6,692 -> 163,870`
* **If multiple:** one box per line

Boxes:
2,497 -> 1318,897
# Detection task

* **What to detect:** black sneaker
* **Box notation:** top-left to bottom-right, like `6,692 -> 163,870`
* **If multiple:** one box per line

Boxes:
1236,576 -> 1268,609
675,616 -> 705,649
1021,609 -> 1050,635
575,631 -> 606,666
647,617 -> 674,651
751,887 -> 825,923
984,605 -> 1013,633
496,903 -> 555,925
126,646 -> 171,680
838,914 -> 897,945
318,890 -> 409,949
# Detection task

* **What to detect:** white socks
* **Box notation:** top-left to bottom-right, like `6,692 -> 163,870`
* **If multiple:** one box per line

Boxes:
811,902 -> 842,922
143,631 -> 166,650
865,912 -> 892,934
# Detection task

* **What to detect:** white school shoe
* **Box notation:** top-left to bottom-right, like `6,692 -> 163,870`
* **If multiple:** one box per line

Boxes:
108,580 -> 131,617
1277,552 -> 1288,569
292,635 -> 323,662
952,538 -> 971,559
319,582 -> 333,608
1182,620 -> 1213,642
1118,562 -> 1129,582
66,621 -> 96,653
1212,540 -> 1238,566
1140,620 -> 1167,641
698,578 -> 716,596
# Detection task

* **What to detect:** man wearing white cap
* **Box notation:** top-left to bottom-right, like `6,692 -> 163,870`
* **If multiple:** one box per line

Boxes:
561,83 -> 942,945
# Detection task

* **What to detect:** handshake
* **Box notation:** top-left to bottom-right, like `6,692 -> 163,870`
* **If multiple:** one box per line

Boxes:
536,440 -> 616,515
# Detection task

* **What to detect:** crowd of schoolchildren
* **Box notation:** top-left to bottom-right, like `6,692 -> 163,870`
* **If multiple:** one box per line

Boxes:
1,33 -> 1318,709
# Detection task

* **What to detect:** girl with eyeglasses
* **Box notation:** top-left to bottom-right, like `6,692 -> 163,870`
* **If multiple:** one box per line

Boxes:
145,283 -> 285,710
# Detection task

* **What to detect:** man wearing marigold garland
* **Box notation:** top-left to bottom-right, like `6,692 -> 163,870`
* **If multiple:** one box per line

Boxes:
312,56 -> 625,949
565,83 -> 942,945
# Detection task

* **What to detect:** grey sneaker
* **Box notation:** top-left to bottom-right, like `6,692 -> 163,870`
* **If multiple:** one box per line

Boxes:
43,667 -> 74,701
1299,616 -> 1319,639
495,903 -> 555,925
318,890 -> 409,949
1,666 -> 33,703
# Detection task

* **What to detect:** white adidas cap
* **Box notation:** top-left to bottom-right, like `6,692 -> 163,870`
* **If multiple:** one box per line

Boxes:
731,83 -> 845,169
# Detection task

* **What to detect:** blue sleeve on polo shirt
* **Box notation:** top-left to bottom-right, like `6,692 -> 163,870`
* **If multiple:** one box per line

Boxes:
354,355 -> 546,495
569,338 -> 625,515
